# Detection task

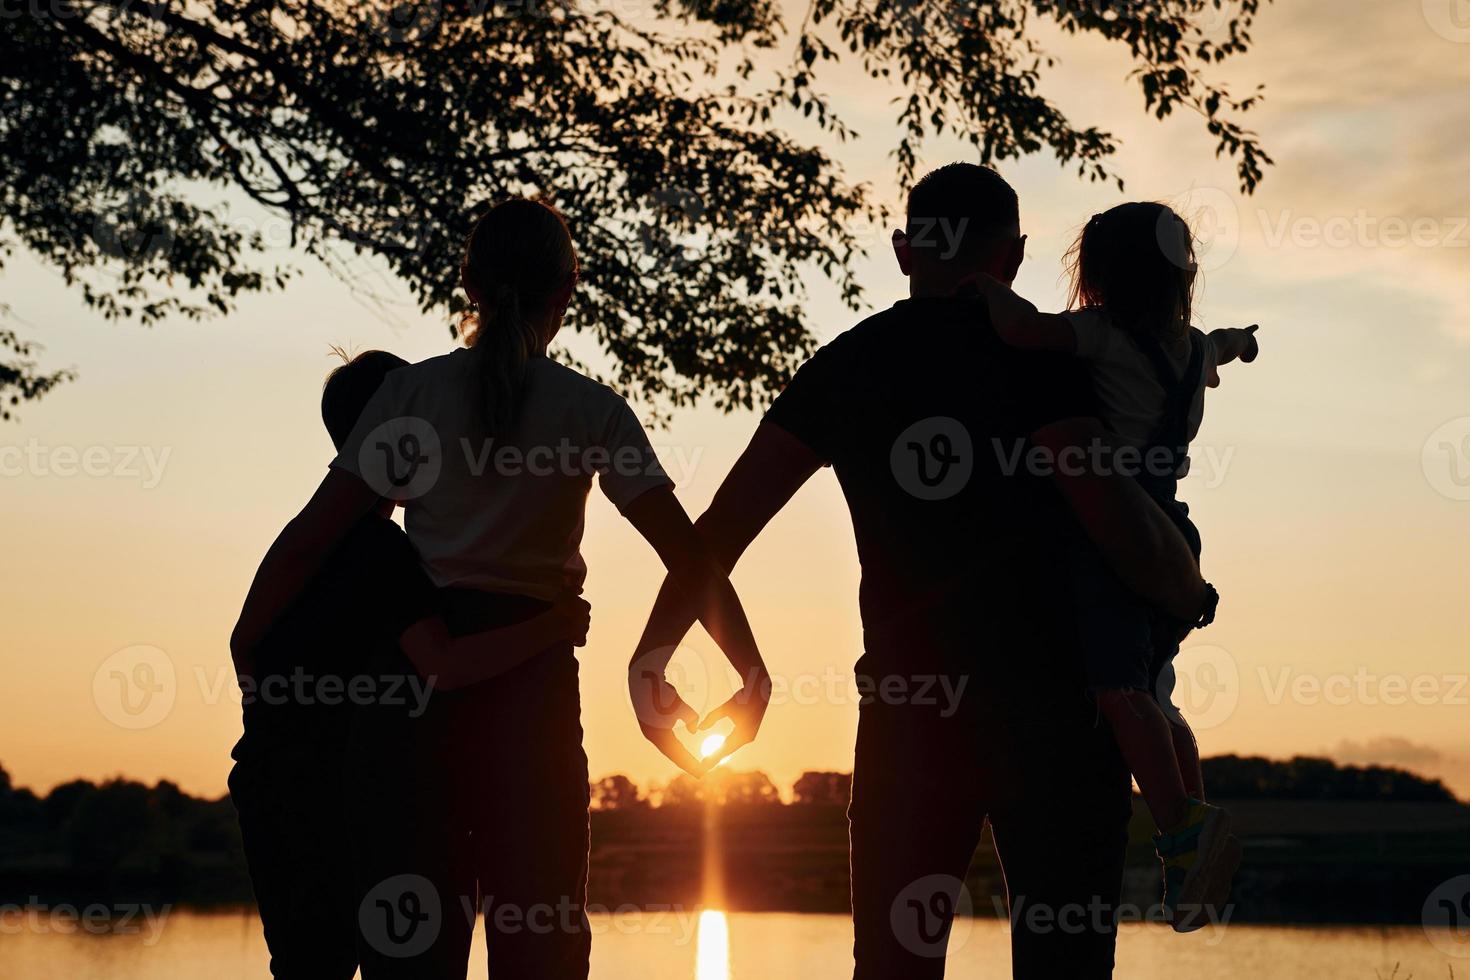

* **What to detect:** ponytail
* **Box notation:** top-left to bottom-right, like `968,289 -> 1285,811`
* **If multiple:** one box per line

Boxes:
459,199 -> 579,439
465,283 -> 540,438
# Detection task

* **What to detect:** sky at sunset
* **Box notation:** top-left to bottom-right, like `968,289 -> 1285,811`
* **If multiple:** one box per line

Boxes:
4,0 -> 1470,801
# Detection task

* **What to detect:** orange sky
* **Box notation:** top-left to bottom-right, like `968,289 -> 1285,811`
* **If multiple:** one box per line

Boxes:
4,0 -> 1470,800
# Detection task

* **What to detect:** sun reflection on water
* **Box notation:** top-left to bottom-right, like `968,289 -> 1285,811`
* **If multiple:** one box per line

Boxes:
694,909 -> 730,980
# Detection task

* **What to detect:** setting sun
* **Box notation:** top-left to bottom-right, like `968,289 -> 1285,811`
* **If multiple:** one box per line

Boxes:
694,909 -> 730,980
700,734 -> 726,759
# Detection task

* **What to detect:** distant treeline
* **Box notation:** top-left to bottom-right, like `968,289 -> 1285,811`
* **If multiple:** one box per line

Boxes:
0,755 -> 1459,912
0,765 -> 247,905
594,755 -> 1460,809
1200,754 -> 1457,803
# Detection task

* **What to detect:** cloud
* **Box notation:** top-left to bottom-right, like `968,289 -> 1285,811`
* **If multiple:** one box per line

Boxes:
1331,735 -> 1444,770
1018,0 -> 1470,343
1213,0 -> 1470,341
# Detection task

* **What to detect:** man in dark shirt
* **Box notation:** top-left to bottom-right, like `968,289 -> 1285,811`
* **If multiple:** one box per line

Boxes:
634,164 -> 1208,978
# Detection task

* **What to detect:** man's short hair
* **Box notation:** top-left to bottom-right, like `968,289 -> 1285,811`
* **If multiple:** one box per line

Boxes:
321,349 -> 409,450
905,163 -> 1020,260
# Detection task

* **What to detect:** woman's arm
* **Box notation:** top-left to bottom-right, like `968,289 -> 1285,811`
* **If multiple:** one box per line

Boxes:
397,596 -> 591,692
622,485 -> 772,776
230,468 -> 381,676
973,274 -> 1077,352
624,425 -> 821,774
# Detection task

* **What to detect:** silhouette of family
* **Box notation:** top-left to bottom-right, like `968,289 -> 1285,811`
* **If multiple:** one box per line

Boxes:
229,163 -> 1258,979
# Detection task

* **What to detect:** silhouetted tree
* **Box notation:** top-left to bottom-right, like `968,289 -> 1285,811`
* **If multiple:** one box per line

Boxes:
41,779 -> 98,835
183,797 -> 244,855
792,770 -> 852,806
717,770 -> 783,806
591,774 -> 647,811
63,779 -> 153,876
1203,754 -> 1457,803
3,0 -> 1273,414
0,331 -> 74,422
659,773 -> 708,808
661,769 -> 784,806
0,764 -> 43,858
0,764 -> 31,811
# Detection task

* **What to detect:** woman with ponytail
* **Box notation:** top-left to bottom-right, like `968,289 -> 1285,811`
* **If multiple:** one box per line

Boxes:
231,198 -> 769,979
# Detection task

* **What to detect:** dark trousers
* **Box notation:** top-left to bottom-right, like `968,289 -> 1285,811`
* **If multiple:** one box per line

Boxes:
351,590 -> 591,980
849,687 -> 1132,979
229,718 -> 359,980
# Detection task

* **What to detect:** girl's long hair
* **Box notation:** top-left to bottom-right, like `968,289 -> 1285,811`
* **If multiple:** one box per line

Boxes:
1064,202 -> 1196,343
459,198 -> 579,438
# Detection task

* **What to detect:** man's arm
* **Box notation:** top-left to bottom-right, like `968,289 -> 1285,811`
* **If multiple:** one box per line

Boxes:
1032,417 -> 1206,622
693,422 -> 826,571
629,423 -> 825,771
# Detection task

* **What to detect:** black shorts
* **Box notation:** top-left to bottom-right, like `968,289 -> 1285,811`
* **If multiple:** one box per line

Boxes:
1069,497 -> 1202,694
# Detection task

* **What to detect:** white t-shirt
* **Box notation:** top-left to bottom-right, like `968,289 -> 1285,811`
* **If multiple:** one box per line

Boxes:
1064,309 -> 1218,451
332,350 -> 672,599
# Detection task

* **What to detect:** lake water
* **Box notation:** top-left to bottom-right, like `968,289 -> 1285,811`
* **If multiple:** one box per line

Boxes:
0,908 -> 1463,979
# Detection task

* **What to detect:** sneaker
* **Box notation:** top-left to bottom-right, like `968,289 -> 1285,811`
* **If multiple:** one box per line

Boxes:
1154,801 -> 1240,933
1197,834 -> 1243,921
